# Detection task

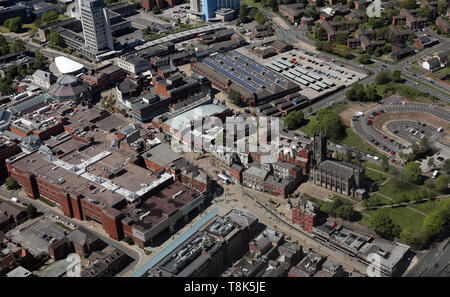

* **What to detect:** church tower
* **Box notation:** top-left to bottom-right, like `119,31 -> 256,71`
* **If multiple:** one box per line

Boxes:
312,130 -> 327,167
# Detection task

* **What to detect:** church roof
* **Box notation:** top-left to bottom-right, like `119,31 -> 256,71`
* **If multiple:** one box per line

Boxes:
317,160 -> 362,178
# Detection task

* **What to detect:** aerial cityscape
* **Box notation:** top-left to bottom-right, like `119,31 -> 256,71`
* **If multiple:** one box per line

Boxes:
0,0 -> 449,283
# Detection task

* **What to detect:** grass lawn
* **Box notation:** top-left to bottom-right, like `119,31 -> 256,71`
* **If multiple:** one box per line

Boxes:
378,180 -> 420,202
364,206 -> 425,232
363,161 -> 387,173
241,0 -> 264,8
358,213 -> 371,226
365,169 -> 388,186
409,200 -> 439,214
364,193 -> 392,206
38,197 -> 56,207
331,194 -> 357,203
0,26 -> 10,33
340,128 -> 379,155
436,66 -> 450,77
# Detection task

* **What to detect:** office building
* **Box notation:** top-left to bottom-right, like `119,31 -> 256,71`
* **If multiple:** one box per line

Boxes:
79,0 -> 114,58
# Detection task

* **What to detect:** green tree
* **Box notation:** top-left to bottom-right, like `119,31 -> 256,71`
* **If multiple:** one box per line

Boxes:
370,212 -> 402,239
255,10 -> 267,25
346,83 -> 367,101
152,6 -> 161,14
335,33 -> 348,45
48,30 -> 63,47
392,70 -> 402,82
122,236 -> 134,245
333,45 -> 350,58
404,161 -> 422,184
422,200 -> 450,240
5,177 -> 19,190
437,1 -> 448,15
0,35 -> 9,55
443,159 -> 450,174
401,0 -> 418,9
418,6 -> 433,20
347,0 -> 355,8
357,54 -> 372,64
373,47 -> 384,57
284,110 -> 306,130
314,107 -> 347,141
4,17 -> 23,33
434,175 -> 449,193
26,204 -> 37,219
425,178 -> 435,191
365,85 -> 380,101
9,39 -> 25,53
427,157 -> 435,168
41,11 -> 58,25
0,82 -> 13,96
238,4 -> 248,20
381,155 -> 389,171
228,89 -> 244,107
375,70 -> 392,84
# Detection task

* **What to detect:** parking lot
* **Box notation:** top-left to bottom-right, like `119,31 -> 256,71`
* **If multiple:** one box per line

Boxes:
353,101 -> 450,157
252,49 -> 366,100
160,4 -> 191,21
7,217 -> 71,256
386,120 -> 446,145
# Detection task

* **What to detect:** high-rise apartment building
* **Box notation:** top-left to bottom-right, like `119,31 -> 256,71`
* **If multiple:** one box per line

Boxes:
190,0 -> 240,20
79,0 -> 114,55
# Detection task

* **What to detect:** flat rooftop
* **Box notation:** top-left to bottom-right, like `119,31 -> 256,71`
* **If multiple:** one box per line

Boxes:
121,182 -> 201,232
9,130 -> 160,208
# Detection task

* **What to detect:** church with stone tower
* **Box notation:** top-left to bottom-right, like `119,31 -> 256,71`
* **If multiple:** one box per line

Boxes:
309,131 -> 366,197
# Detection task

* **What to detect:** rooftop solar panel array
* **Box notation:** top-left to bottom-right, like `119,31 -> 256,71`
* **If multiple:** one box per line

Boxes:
201,51 -> 289,93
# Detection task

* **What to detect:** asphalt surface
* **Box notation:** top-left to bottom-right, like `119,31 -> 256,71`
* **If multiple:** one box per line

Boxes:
353,101 -> 450,156
405,238 -> 450,277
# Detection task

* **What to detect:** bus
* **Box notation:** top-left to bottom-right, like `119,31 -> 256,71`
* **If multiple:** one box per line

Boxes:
217,174 -> 230,184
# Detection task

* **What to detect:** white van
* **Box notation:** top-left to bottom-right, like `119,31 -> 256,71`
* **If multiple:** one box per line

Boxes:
11,197 -> 19,203
432,170 -> 439,179
437,127 -> 443,132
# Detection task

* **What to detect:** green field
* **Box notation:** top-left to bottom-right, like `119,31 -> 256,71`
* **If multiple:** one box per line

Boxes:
364,206 -> 425,232
241,0 -> 264,8
409,200 -> 439,214
364,193 -> 392,207
38,197 -> 56,207
363,161 -> 387,173
340,128 -> 380,155
365,169 -> 388,186
358,214 -> 371,227
436,66 -> 450,77
378,180 -> 420,202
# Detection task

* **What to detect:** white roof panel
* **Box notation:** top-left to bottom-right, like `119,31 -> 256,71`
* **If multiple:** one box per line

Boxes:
54,56 -> 84,74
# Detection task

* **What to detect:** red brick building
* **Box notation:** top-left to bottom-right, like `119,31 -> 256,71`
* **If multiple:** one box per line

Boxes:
292,199 -> 319,234
142,0 -> 183,10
